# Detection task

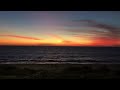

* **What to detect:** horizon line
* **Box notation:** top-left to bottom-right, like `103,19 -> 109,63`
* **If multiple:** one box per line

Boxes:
0,45 -> 120,47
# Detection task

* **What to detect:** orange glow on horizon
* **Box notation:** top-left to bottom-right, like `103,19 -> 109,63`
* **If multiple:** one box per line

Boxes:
0,34 -> 120,46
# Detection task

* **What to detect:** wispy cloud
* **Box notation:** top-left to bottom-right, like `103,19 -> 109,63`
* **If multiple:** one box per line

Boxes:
68,20 -> 120,37
63,19 -> 120,46
0,34 -> 41,40
76,19 -> 119,31
83,20 -> 120,38
80,20 -> 120,46
46,33 -> 64,40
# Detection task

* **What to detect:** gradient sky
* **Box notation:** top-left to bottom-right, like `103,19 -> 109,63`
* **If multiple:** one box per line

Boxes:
0,11 -> 120,46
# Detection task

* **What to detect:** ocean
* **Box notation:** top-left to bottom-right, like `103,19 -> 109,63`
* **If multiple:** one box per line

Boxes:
0,46 -> 120,64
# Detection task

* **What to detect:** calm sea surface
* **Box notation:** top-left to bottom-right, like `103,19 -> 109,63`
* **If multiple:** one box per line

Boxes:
0,46 -> 120,64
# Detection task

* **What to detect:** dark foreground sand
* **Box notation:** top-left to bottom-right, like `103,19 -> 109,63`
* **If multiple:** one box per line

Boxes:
0,64 -> 120,79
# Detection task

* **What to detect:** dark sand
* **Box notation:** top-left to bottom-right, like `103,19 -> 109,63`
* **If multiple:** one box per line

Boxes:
0,64 -> 120,79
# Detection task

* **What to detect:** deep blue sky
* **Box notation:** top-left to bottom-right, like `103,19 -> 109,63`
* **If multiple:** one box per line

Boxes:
0,11 -> 120,27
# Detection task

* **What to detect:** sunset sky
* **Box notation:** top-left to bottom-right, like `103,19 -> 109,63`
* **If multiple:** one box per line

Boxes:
0,11 -> 120,46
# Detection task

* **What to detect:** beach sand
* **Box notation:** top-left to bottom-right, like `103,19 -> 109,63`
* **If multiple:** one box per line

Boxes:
0,64 -> 120,79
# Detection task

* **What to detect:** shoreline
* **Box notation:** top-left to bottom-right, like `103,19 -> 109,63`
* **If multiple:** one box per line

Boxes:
0,61 -> 120,64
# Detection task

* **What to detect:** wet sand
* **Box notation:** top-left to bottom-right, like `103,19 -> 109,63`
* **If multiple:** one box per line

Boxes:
0,64 -> 120,79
